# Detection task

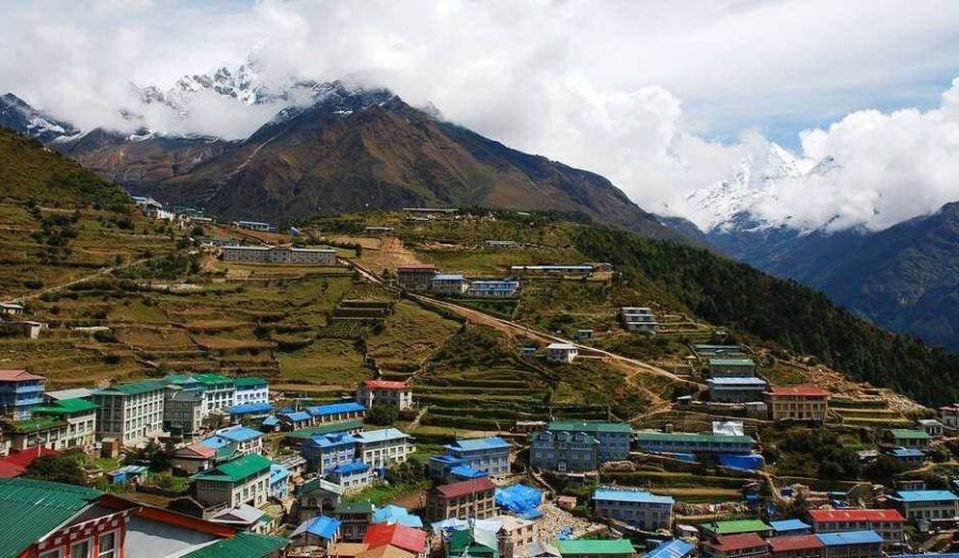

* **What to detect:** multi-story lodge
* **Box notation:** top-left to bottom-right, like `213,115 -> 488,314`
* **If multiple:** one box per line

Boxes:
633,431 -> 756,455
547,421 -> 631,462
0,369 -> 46,419
708,377 -> 768,403
620,307 -> 659,333
202,425 -> 264,456
354,428 -> 414,468
194,373 -> 237,415
221,244 -> 338,265
467,279 -> 520,297
767,535 -> 825,558
429,436 -> 512,480
163,384 -> 204,436
940,404 -> 959,430
397,265 -> 437,290
592,486 -> 675,530
356,380 -> 413,410
429,477 -> 496,520
703,533 -> 770,558
192,453 -> 273,508
431,273 -> 469,295
764,386 -> 830,422
555,539 -> 635,558
529,429 -> 600,472
234,377 -> 270,406
301,433 -> 358,474
888,490 -> 959,523
29,397 -> 98,450
806,509 -> 905,546
509,264 -> 595,275
885,429 -> 931,448
92,380 -> 167,446
814,531 -> 883,558
708,358 -> 757,377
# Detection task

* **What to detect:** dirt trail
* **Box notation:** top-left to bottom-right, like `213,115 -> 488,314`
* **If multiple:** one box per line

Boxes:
12,256 -> 154,302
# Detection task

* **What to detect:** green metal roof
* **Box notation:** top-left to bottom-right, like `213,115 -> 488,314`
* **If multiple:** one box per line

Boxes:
555,539 -> 635,555
193,373 -> 235,386
286,418 -> 364,439
335,501 -> 374,514
192,453 -> 272,483
547,420 -> 631,434
634,431 -> 755,444
4,415 -> 67,433
702,518 -> 771,535
0,478 -> 103,558
889,429 -> 931,440
234,377 -> 268,388
708,358 -> 756,366
183,531 -> 289,558
32,398 -> 98,415
96,379 -> 168,395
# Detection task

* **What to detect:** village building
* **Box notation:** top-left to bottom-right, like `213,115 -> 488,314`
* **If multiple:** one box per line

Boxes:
708,377 -> 768,402
222,244 -> 338,265
0,369 -> 46,419
493,515 -> 538,557
291,514 -> 342,554
397,265 -> 437,290
634,431 -> 756,455
814,531 -> 883,558
269,463 -> 291,500
429,436 -> 512,481
233,220 -> 276,232
29,397 -> 98,450
227,402 -> 275,424
92,379 -> 167,446
619,307 -> 659,333
192,373 -> 237,415
284,418 -> 365,443
703,533 -> 770,558
3,414 -> 72,452
209,503 -> 275,534
307,401 -> 369,426
888,490 -> 959,524
767,535 -> 825,558
764,386 -> 830,422
916,418 -> 943,437
546,343 -> 579,363
163,384 -> 204,437
467,279 -> 521,297
335,501 -> 377,541
357,380 -> 414,410
529,429 -> 599,472
0,302 -> 25,316
647,540 -> 695,558
592,486 -> 675,530
365,226 -> 396,235
509,264 -> 595,276
429,477 -> 496,520
373,505 -> 424,529
201,425 -> 264,456
807,509 -> 905,546
354,428 -> 414,468
885,429 -> 931,448
330,461 -> 375,492
296,477 -> 345,522
431,273 -> 469,295
888,447 -> 925,466
939,404 -> 959,430
192,453 -> 273,508
547,420 -> 631,461
555,539 -> 635,558
234,376 -> 270,406
694,344 -> 748,358
708,357 -> 757,377
302,432 -> 359,474
701,519 -> 773,541
769,520 -> 813,537
171,442 -> 222,474
364,522 -> 428,558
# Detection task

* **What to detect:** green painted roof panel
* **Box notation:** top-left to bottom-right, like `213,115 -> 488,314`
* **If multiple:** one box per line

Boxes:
192,453 -> 272,483
547,420 -> 631,434
184,531 -> 289,558
0,478 -> 103,558
555,539 -> 634,555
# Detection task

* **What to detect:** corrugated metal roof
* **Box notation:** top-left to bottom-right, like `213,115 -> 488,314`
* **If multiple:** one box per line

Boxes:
32,398 -> 98,414
355,428 -> 410,444
548,420 -> 631,434
227,403 -> 273,414
286,419 -> 364,439
95,379 -> 167,395
702,519 -> 771,535
634,431 -> 755,444
815,530 -> 883,546
363,523 -> 427,554
593,487 -> 674,505
767,535 -> 824,552
644,539 -> 694,558
0,478 -> 103,557
895,490 -> 959,502
183,531 -> 289,557
192,453 -> 272,483
808,509 -> 904,522
769,519 -> 811,532
707,377 -> 767,386
307,401 -> 366,416
233,377 -> 268,388
555,539 -> 634,555
334,461 -> 370,475
446,436 -> 511,452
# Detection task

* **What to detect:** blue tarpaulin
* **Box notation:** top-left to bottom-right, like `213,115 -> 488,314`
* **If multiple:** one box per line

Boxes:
495,484 -> 543,514
717,454 -> 764,471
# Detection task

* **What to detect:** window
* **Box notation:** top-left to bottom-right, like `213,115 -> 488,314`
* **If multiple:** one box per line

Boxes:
39,550 -> 61,558
72,539 -> 92,558
98,531 -> 117,558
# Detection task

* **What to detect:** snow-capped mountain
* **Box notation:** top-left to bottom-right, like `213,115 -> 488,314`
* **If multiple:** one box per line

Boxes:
0,93 -> 80,143
683,140 -> 841,233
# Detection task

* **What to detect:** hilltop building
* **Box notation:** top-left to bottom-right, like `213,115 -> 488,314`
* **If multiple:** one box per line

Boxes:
633,431 -> 756,455
592,486 -> 675,530
397,265 -> 437,290
429,436 -> 512,481
429,477 -> 496,520
357,380 -> 413,410
707,377 -> 767,402
468,279 -> 520,297
192,453 -> 273,508
546,343 -> 578,363
92,380 -> 167,446
431,273 -> 469,295
354,428 -> 414,468
764,386 -> 830,422
620,307 -> 659,333
222,244 -> 337,265
806,509 -> 905,546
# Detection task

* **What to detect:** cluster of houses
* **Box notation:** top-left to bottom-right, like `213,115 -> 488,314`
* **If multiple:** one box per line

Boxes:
0,300 -> 46,339
396,265 -> 521,297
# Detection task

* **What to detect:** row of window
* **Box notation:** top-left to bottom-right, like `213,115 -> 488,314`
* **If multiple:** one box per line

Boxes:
40,530 -> 117,558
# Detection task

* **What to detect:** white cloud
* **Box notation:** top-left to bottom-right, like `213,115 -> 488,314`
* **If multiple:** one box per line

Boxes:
1,0 -> 959,230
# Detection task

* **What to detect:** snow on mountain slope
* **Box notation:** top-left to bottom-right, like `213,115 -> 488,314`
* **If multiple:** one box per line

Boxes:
683,139 -> 841,233
0,93 -> 81,143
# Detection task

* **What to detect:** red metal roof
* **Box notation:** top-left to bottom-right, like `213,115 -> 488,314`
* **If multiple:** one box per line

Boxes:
364,523 -> 427,554
177,442 -> 216,459
767,385 -> 829,397
0,448 -> 60,478
767,535 -> 824,553
707,533 -> 768,552
435,477 -> 495,498
807,509 -> 905,523
0,369 -> 45,382
364,380 -> 409,390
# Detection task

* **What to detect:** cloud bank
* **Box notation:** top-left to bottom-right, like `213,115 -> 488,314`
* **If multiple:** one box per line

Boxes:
1,0 -> 959,231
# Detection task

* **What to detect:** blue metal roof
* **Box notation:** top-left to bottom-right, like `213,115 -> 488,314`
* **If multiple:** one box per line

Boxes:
307,401 -> 366,416
284,411 -> 312,422
446,436 -> 511,452
770,519 -> 811,532
450,465 -> 489,479
434,273 -> 466,281
890,447 -> 926,458
646,540 -> 694,558
429,454 -> 462,465
307,433 -> 357,448
306,515 -> 341,539
333,461 -> 370,475
593,487 -> 675,505
373,505 -> 424,528
215,426 -> 263,442
270,463 -> 290,483
262,416 -> 280,427
895,490 -> 959,502
199,436 -> 232,450
355,428 -> 409,444
816,531 -> 884,546
228,402 -> 274,415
